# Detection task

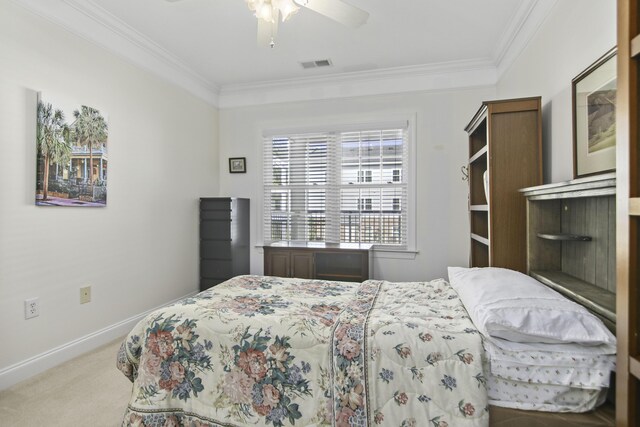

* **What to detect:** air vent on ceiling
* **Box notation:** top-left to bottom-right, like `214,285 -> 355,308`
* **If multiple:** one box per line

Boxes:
300,59 -> 333,69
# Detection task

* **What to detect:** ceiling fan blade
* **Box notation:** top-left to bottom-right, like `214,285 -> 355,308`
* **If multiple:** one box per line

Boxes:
296,0 -> 369,28
257,18 -> 278,48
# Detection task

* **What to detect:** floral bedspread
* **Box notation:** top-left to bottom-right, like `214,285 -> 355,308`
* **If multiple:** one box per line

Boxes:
117,276 -> 488,427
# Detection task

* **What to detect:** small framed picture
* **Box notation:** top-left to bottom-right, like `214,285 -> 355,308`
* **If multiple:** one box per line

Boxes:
572,47 -> 617,178
229,157 -> 246,173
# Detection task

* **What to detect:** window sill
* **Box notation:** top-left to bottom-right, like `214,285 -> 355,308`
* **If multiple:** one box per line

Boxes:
371,247 -> 419,260
256,243 -> 418,260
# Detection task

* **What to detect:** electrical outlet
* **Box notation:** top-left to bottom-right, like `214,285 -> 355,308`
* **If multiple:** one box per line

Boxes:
80,286 -> 91,304
25,298 -> 39,319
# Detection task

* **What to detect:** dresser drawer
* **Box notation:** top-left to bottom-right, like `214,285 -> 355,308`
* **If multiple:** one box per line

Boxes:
201,259 -> 232,279
201,209 -> 231,220
201,199 -> 230,211
200,240 -> 232,258
200,220 -> 231,240
200,278 -> 226,291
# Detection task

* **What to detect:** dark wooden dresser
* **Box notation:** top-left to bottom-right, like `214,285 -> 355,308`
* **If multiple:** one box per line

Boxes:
263,242 -> 372,282
199,197 -> 249,291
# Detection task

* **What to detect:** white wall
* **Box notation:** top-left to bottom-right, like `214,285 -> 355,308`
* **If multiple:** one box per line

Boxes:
0,1 -> 219,387
219,87 -> 496,282
496,0 -> 616,183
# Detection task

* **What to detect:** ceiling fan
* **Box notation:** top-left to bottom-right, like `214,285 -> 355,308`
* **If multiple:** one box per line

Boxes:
165,0 -> 369,48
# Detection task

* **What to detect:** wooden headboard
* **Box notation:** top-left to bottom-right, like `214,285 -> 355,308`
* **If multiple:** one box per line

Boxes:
520,173 -> 616,332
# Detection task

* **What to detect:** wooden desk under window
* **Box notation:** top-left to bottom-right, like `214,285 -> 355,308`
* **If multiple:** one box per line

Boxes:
263,242 -> 372,282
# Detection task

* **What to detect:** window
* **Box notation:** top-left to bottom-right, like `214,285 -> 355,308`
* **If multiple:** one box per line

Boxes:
358,198 -> 372,211
357,170 -> 372,183
263,126 -> 408,248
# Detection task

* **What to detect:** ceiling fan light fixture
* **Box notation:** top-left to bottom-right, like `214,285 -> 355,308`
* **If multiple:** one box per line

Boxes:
245,0 -> 260,12
247,0 -> 299,23
249,0 -> 369,48
273,0 -> 300,21
257,3 -> 275,22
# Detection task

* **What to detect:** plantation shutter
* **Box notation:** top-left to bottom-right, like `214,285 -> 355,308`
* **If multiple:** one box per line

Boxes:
263,125 -> 408,248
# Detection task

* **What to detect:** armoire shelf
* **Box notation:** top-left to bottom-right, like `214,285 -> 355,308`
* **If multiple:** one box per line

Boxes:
630,357 -> 640,383
469,146 -> 487,164
530,270 -> 616,327
470,233 -> 489,246
536,233 -> 592,241
470,204 -> 489,211
631,33 -> 640,57
464,97 -> 542,272
629,197 -> 640,215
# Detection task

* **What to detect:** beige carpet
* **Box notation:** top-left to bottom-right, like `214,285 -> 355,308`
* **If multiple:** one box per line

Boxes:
0,338 -> 132,427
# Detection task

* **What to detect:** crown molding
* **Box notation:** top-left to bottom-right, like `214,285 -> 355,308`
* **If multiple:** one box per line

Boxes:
218,59 -> 497,108
10,0 -> 220,106
495,0 -> 559,80
10,0 -> 557,109
492,0 -> 538,65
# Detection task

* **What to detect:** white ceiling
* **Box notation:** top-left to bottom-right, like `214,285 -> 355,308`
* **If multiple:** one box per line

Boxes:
96,0 -> 523,85
11,0 -> 558,106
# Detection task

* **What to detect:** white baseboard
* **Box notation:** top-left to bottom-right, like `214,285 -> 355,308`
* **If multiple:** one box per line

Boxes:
0,291 -> 198,391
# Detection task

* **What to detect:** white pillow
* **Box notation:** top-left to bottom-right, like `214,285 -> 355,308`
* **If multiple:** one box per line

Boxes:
447,266 -> 616,346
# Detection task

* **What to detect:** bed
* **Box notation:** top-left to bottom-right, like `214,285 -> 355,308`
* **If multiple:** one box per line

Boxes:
117,270 -> 615,426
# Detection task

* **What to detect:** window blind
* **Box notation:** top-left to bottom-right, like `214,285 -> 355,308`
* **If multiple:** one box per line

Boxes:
263,133 -> 337,242
339,129 -> 408,246
263,126 -> 408,247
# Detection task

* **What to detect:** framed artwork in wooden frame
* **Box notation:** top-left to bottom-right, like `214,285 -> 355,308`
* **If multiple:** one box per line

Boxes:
572,47 -> 617,178
229,157 -> 246,173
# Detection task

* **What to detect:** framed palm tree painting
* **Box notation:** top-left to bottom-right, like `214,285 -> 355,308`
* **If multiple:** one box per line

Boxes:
36,92 -> 108,206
